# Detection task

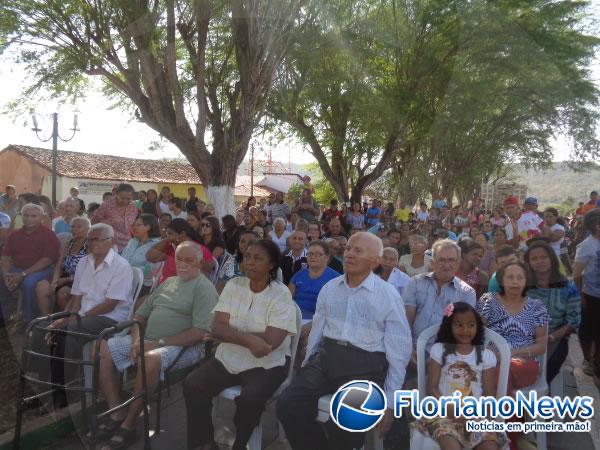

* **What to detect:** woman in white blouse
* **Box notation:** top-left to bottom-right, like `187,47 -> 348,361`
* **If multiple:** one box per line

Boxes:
183,240 -> 298,450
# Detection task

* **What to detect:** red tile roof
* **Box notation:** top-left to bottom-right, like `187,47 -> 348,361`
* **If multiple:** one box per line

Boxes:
2,144 -> 203,184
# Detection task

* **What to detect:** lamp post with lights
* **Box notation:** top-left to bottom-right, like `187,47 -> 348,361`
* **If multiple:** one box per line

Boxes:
30,111 -> 80,206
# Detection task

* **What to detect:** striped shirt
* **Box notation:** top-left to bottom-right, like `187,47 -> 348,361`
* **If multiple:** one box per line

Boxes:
476,292 -> 549,349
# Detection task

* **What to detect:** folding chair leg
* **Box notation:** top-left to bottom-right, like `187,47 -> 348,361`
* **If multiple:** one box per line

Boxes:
155,381 -> 163,436
12,370 -> 26,450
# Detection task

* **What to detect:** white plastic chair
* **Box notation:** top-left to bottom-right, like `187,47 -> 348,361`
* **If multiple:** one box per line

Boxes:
83,267 -> 144,389
149,261 -> 164,294
409,325 -> 511,450
211,303 -> 302,450
210,258 -> 219,285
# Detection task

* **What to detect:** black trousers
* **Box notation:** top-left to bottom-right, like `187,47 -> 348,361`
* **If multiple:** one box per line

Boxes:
183,357 -> 288,450
546,337 -> 569,383
276,340 -> 388,450
29,316 -> 116,397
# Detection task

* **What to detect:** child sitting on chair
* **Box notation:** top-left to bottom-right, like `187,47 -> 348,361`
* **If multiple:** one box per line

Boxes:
415,302 -> 507,450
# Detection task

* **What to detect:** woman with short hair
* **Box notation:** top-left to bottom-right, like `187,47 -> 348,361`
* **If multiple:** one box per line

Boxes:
377,247 -> 410,296
270,217 -> 290,254
183,240 -> 298,450
288,241 -> 339,320
477,262 -> 549,393
36,216 -> 90,315
121,214 -> 162,296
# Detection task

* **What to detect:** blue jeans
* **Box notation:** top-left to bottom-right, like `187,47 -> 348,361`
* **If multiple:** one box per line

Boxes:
0,266 -> 54,324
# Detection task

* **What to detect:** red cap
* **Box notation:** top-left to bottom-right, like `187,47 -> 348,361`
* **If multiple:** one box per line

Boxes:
503,196 -> 520,207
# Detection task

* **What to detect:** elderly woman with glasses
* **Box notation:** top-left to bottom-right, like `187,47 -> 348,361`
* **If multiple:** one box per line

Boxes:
288,241 -> 339,321
36,216 -> 90,315
121,214 -> 162,297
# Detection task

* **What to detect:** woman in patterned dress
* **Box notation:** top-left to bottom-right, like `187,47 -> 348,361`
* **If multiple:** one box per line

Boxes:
36,216 -> 89,315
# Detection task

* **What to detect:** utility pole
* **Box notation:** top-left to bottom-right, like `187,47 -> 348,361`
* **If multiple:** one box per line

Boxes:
250,144 -> 254,198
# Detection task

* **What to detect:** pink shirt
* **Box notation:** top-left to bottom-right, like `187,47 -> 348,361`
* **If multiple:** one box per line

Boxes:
93,196 -> 138,252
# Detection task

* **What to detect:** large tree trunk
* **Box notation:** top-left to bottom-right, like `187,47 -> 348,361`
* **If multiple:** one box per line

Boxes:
204,185 -> 236,218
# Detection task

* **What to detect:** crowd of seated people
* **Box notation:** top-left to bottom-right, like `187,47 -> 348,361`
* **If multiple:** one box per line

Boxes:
2,183 -> 599,450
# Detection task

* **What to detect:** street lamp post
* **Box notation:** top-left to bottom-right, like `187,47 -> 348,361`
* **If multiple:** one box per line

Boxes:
31,111 -> 79,207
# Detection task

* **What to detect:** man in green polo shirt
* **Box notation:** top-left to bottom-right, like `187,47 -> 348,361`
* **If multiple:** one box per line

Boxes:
96,241 -> 219,447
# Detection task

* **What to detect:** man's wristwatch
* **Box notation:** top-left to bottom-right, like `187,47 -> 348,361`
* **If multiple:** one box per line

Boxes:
158,338 -> 166,347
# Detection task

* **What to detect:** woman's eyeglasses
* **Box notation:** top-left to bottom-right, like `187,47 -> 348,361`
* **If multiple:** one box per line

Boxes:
201,223 -> 211,228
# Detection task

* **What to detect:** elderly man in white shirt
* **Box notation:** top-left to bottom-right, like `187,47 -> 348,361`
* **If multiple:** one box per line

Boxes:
277,232 -> 412,450
34,223 -> 133,407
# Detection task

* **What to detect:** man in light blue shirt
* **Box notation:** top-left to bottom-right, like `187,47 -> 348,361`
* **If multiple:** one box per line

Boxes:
404,239 -> 476,346
277,232 -> 411,450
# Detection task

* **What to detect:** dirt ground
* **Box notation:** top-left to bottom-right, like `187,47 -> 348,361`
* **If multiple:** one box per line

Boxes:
0,323 -> 24,436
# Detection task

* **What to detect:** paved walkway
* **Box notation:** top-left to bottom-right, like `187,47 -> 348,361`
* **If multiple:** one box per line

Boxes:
37,335 -> 599,449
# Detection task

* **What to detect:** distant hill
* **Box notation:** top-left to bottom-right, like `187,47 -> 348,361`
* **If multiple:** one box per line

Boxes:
510,162 -> 600,206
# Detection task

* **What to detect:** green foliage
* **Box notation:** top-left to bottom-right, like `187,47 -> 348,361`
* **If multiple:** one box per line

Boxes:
270,0 -> 600,203
312,177 -> 338,205
286,183 -> 304,204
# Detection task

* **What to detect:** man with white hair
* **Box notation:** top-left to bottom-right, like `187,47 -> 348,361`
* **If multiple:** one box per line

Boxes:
277,232 -> 412,450
35,223 -> 133,406
0,203 -> 60,325
403,238 -> 476,346
95,241 -> 219,447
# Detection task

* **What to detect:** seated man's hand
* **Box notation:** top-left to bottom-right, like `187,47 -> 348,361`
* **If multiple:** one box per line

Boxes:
129,340 -> 159,363
409,350 -> 417,368
246,334 -> 272,358
5,273 -> 22,291
44,316 -> 74,344
129,340 -> 141,363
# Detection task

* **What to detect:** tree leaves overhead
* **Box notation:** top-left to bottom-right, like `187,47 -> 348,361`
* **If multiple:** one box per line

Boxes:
2,0 -> 307,215
2,0 -> 599,206
270,0 -> 600,203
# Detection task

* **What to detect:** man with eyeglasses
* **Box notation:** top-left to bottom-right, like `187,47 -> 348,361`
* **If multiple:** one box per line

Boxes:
32,223 -> 133,407
403,239 -> 476,348
96,241 -> 218,447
